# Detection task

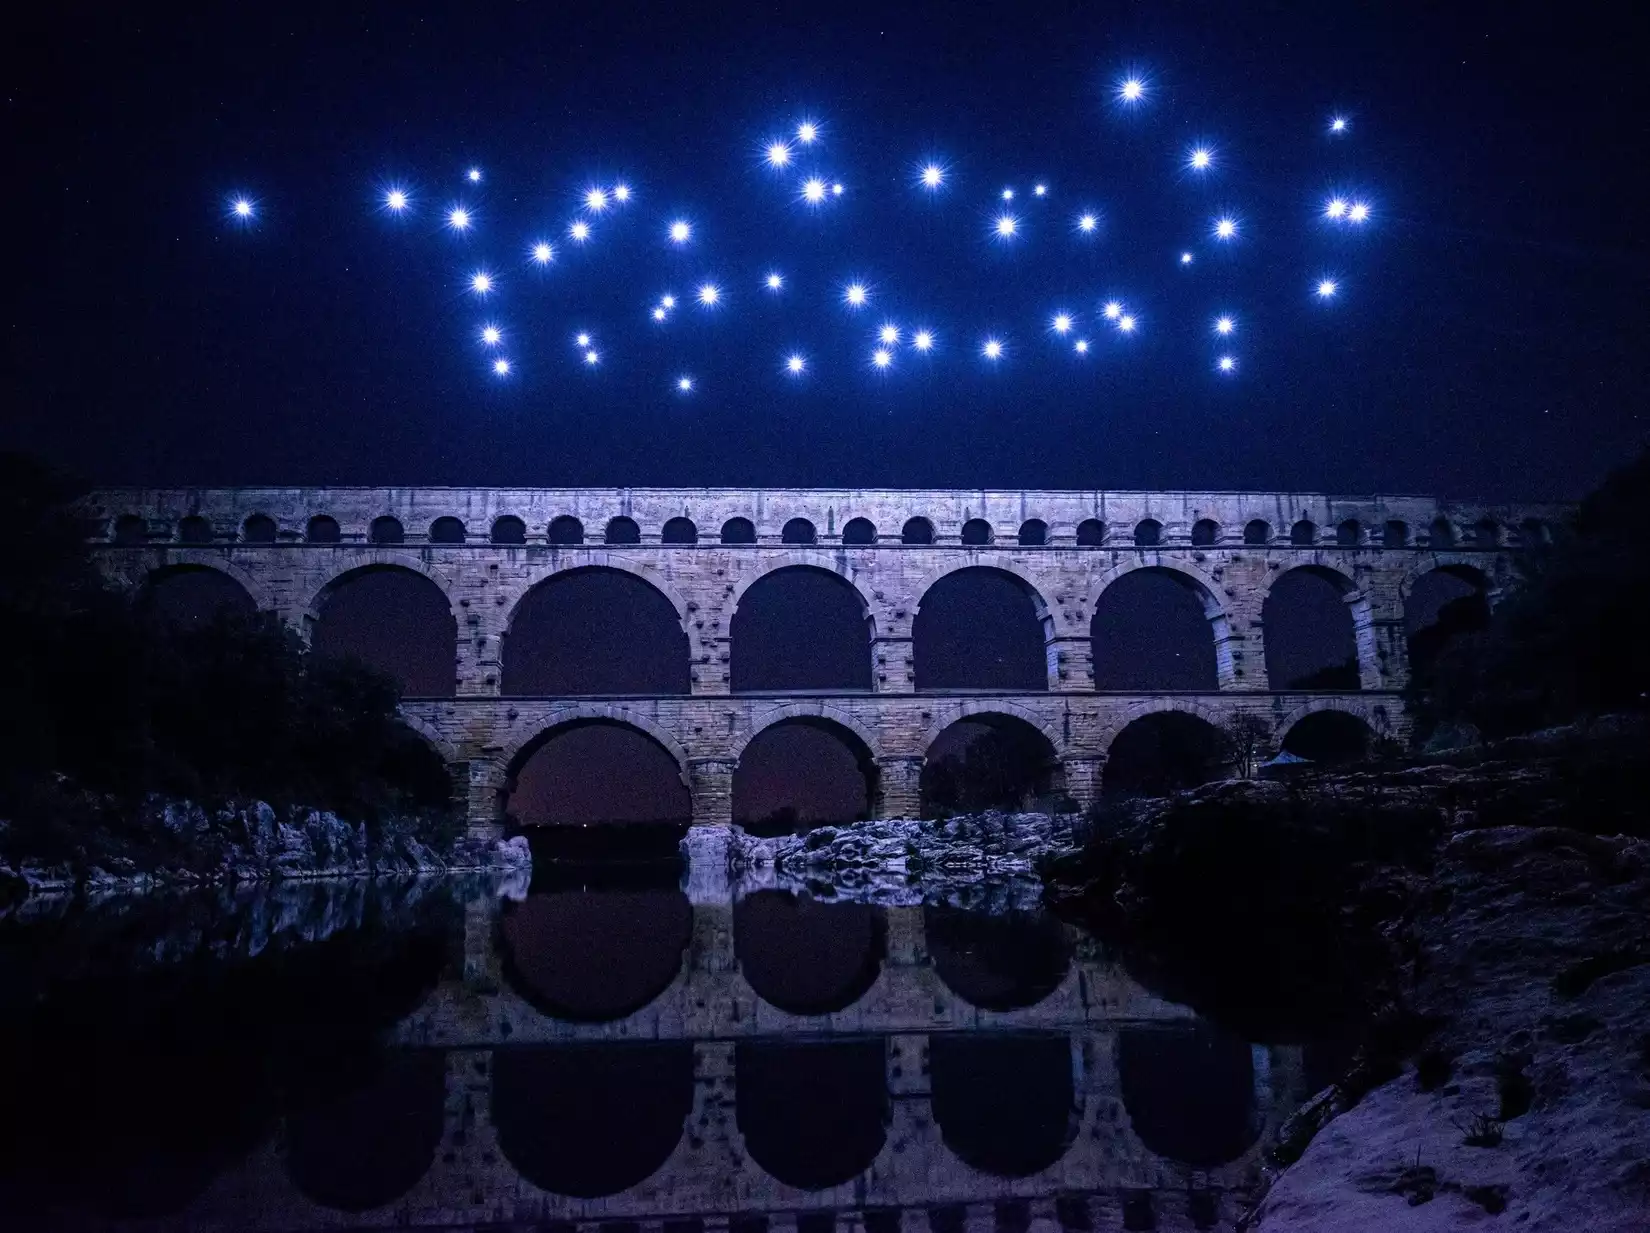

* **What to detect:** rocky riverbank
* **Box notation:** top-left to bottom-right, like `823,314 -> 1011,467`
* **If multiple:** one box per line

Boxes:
0,797 -> 530,903
1043,720 -> 1650,1231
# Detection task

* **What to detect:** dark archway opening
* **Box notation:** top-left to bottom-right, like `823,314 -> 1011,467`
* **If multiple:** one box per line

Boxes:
1133,519 -> 1162,547
721,517 -> 757,544
1118,1027 -> 1257,1167
548,516 -> 585,545
306,515 -> 341,544
1383,519 -> 1408,548
1405,566 -> 1490,675
500,885 -> 693,1021
734,719 -> 873,834
782,518 -> 817,544
1429,517 -> 1456,548
369,516 -> 404,545
1289,520 -> 1317,546
493,1043 -> 694,1197
662,517 -> 697,545
920,715 -> 1059,815
504,721 -> 690,830
1018,519 -> 1048,546
1243,519 -> 1271,546
902,517 -> 934,545
1281,711 -> 1374,765
1102,712 -> 1229,798
930,1034 -> 1076,1177
961,518 -> 993,545
732,568 -> 870,693
924,905 -> 1073,1010
286,1050 -> 446,1212
1263,568 -> 1360,691
1091,569 -> 1218,691
1076,519 -> 1106,546
1336,519 -> 1362,547
736,1041 -> 888,1191
428,517 -> 465,544
112,514 -> 148,544
842,517 -> 877,545
178,515 -> 213,544
1191,519 -> 1219,546
503,568 -> 689,696
242,514 -> 277,543
605,516 -> 640,545
734,892 -> 886,1015
138,566 -> 257,629
310,567 -> 456,697
492,515 -> 526,545
914,569 -> 1047,691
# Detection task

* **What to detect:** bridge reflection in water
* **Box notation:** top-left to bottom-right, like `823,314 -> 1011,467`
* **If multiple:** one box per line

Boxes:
182,875 -> 1308,1232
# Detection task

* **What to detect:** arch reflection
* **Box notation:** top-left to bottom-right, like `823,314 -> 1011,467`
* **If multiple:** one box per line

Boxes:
735,892 -> 886,1015
930,1033 -> 1077,1177
1117,1026 -> 1258,1167
736,1040 -> 888,1190
924,906 -> 1072,1011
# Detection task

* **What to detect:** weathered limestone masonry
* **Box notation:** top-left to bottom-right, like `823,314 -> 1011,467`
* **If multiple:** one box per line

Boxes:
91,486 -> 1564,836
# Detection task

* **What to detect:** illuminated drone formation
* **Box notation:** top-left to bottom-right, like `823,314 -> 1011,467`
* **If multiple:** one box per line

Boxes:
224,82 -> 1379,390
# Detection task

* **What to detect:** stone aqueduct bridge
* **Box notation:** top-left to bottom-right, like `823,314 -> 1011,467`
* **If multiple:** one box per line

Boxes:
92,485 -> 1563,833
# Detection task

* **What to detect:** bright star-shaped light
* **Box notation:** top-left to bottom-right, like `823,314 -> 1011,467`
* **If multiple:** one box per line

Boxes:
920,163 -> 945,190
766,141 -> 792,168
982,338 -> 1003,360
1317,278 -> 1339,298
231,197 -> 254,219
1074,339 -> 1089,354
531,242 -> 554,264
831,182 -> 844,195
1330,115 -> 1348,134
1188,146 -> 1213,171
569,220 -> 590,242
467,168 -> 483,183
1118,77 -> 1146,104
575,332 -> 591,347
1034,183 -> 1047,197
913,330 -> 934,352
1325,197 -> 1348,220
1180,251 -> 1194,265
668,219 -> 691,244
677,376 -> 694,392
1001,188 -> 1015,201
786,353 -> 806,375
481,325 -> 502,345
384,189 -> 408,211
843,282 -> 869,308
1214,216 -> 1237,240
493,358 -> 510,375
1348,201 -> 1370,223
652,307 -> 667,321
879,323 -> 901,345
448,207 -> 471,231
766,272 -> 783,291
697,282 -> 721,306
1077,213 -> 1098,234
796,120 -> 818,144
470,271 -> 494,294
584,188 -> 609,212
1051,313 -> 1072,334
613,183 -> 631,202
1102,301 -> 1123,320
801,178 -> 827,204
1118,315 -> 1137,332
1215,315 -> 1235,335
1217,355 -> 1237,373
872,348 -> 893,369
660,295 -> 676,309
584,350 -> 600,365
994,213 -> 1019,239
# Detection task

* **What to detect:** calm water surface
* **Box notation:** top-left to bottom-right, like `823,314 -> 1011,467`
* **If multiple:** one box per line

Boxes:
0,855 -> 1335,1231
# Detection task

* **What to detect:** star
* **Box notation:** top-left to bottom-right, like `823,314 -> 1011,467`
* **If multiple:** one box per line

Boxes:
480,325 -> 502,345
765,141 -> 792,169
1001,188 -> 1015,201
872,348 -> 893,369
1213,216 -> 1237,240
1180,251 -> 1194,265
982,338 -> 1003,360
1317,278 -> 1339,298
493,357 -> 510,375
801,178 -> 827,204
920,163 -> 945,190
1118,77 -> 1146,104
1217,355 -> 1237,373
843,282 -> 869,308
1188,146 -> 1213,171
668,219 -> 691,244
1102,301 -> 1123,320
469,271 -> 494,294
569,219 -> 590,242
1076,213 -> 1098,233
697,282 -> 721,306
575,332 -> 592,347
1348,201 -> 1370,223
879,323 -> 901,344
1051,313 -> 1073,334
584,349 -> 600,365
797,120 -> 818,144
766,272 -> 783,291
994,213 -> 1019,239
660,295 -> 676,309
584,187 -> 608,212
612,183 -> 631,202
530,241 -> 554,264
384,189 -> 408,211
832,182 -> 844,196
231,198 -> 254,218
447,207 -> 471,231
1033,183 -> 1048,197
1074,339 -> 1089,354
786,353 -> 807,375
1118,314 -> 1137,332
1329,115 -> 1348,134
1215,315 -> 1235,335
912,330 -> 934,351
1325,197 -> 1349,220
467,168 -> 483,183
652,307 -> 667,321
677,376 -> 694,392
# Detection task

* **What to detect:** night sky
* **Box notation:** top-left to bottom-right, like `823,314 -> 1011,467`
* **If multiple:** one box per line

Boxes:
6,2 -> 1646,498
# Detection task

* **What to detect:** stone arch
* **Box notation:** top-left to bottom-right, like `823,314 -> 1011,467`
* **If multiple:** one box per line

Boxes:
1280,704 -> 1378,764
1191,518 -> 1220,546
1383,519 -> 1409,548
781,517 -> 817,544
241,513 -> 278,543
919,699 -> 1064,756
396,712 -> 461,765
902,516 -> 935,545
369,516 -> 405,545
735,891 -> 887,1015
177,514 -> 214,544
1090,564 -> 1223,691
306,561 -> 460,697
141,555 -> 273,612
1243,518 -> 1271,546
661,516 -> 697,544
491,515 -> 527,545
920,709 -> 1066,815
306,514 -> 341,543
304,554 -> 459,622
1076,518 -> 1106,546
733,712 -> 881,831
1289,519 -> 1317,546
1336,518 -> 1362,547
930,1033 -> 1079,1177
1085,557 -> 1229,625
428,516 -> 466,544
730,563 -> 874,692
1428,516 -> 1457,548
961,517 -> 993,545
736,1040 -> 888,1192
112,513 -> 149,544
912,563 -> 1056,692
842,517 -> 877,545
1473,517 -> 1500,547
1100,705 -> 1232,798
498,708 -> 692,789
721,516 -> 757,545
1018,518 -> 1048,546
502,557 -> 690,631
604,516 -> 640,545
1397,556 -> 1494,604
1263,564 -> 1369,691
734,704 -> 884,763
548,515 -> 585,545
502,565 -> 692,696
1099,697 -> 1228,751
729,557 -> 880,638
1133,519 -> 1162,547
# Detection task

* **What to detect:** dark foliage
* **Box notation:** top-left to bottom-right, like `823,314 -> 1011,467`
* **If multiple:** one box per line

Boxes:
1410,448 -> 1650,739
920,726 -> 1051,814
0,453 -> 452,842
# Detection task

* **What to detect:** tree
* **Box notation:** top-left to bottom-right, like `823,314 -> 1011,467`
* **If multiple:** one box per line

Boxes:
1223,713 -> 1273,779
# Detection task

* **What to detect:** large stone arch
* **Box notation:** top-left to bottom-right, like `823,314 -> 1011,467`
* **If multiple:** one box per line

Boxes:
1097,697 -> 1228,756
1262,563 -> 1378,691
1277,695 -> 1387,737
727,553 -> 881,638
734,703 -> 884,763
1396,554 -> 1499,605
908,555 -> 1055,626
1087,558 -> 1233,690
918,700 -> 1065,757
499,707 -> 692,788
302,553 -> 460,623
396,712 -> 461,765
138,553 -> 274,612
500,555 -> 691,634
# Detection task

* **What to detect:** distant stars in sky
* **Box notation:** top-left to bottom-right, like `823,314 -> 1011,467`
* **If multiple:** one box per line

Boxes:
913,330 -> 933,351
531,241 -> 554,264
669,219 -> 691,244
1317,278 -> 1339,298
569,219 -> 590,242
1077,213 -> 1098,233
447,207 -> 470,231
982,337 -> 1003,360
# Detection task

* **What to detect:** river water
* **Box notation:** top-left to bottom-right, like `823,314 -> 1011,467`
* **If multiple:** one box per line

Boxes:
0,856 -> 1335,1231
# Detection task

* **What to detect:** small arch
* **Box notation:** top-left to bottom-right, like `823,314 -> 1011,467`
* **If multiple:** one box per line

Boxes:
1242,519 -> 1271,546
961,518 -> 993,545
428,516 -> 466,544
1191,519 -> 1219,547
902,517 -> 935,545
1133,519 -> 1162,548
548,515 -> 585,545
721,517 -> 757,545
1289,519 -> 1317,546
736,1041 -> 888,1191
925,905 -> 1073,1011
1018,519 -> 1048,547
369,516 -> 405,545
930,1033 -> 1078,1177
1281,709 -> 1374,765
307,515 -> 341,544
177,515 -> 214,544
781,517 -> 817,545
735,891 -> 886,1015
491,515 -> 527,545
241,514 -> 278,544
1336,519 -> 1362,547
1102,710 -> 1230,797
842,517 -> 877,545
1429,517 -> 1456,548
1519,517 -> 1548,547
1075,518 -> 1106,546
1383,519 -> 1408,548
661,516 -> 697,545
1472,517 -> 1500,547
604,516 -> 641,545
112,514 -> 148,545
